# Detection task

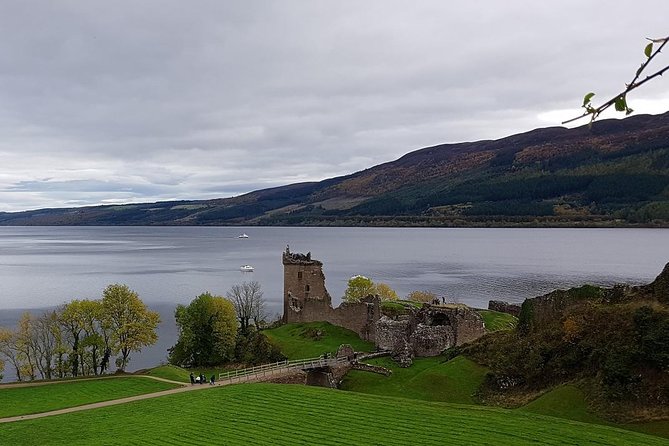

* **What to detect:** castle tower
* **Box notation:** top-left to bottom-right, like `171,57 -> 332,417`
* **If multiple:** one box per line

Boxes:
282,246 -> 332,322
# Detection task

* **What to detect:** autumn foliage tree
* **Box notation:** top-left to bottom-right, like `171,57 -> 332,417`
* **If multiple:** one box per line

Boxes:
101,284 -> 160,372
343,275 -> 376,303
407,290 -> 438,303
375,283 -> 399,301
0,284 -> 158,381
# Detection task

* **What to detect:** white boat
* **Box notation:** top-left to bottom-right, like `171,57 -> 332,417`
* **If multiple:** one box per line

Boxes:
238,233 -> 249,239
240,265 -> 254,272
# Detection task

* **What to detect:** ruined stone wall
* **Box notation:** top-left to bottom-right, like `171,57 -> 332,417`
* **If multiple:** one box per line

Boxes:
447,306 -> 486,346
375,305 -> 485,365
283,248 -> 380,341
375,316 -> 412,351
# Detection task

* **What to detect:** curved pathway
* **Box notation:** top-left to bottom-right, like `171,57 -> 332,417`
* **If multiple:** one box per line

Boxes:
0,370 -> 298,424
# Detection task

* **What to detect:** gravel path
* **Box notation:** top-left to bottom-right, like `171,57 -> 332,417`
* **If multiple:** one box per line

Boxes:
0,370 -> 298,424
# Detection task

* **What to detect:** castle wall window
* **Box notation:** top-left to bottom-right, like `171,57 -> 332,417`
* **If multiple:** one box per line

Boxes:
298,271 -> 303,279
305,284 -> 310,292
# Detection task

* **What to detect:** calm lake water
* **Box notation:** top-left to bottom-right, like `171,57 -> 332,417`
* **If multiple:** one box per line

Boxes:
1,226 -> 668,377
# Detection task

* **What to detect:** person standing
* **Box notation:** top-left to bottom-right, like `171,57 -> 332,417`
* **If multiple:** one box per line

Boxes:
189,372 -> 195,385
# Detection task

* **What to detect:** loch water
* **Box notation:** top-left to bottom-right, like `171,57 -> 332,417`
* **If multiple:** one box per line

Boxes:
1,226 -> 668,375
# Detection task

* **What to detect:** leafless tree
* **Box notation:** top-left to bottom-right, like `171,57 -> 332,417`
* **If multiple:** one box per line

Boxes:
227,281 -> 266,333
32,311 -> 60,380
0,326 -> 23,381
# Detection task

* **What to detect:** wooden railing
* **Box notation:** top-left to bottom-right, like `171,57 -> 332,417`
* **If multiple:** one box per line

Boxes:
218,355 -> 348,383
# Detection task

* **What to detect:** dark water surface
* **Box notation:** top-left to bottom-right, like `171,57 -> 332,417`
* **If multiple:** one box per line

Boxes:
1,226 -> 667,377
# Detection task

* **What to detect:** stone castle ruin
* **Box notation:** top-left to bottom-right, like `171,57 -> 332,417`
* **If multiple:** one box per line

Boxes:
282,247 -> 485,364
283,247 -> 379,341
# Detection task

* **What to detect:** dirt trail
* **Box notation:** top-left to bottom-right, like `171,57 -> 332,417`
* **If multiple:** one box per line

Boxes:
0,370 -> 297,424
0,374 -> 185,389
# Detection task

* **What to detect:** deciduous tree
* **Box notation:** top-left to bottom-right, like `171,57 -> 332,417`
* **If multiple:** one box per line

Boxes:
343,275 -> 375,303
101,284 -> 160,371
0,327 -> 22,381
375,283 -> 399,301
227,281 -> 265,333
169,292 -> 237,367
59,300 -> 86,377
407,290 -> 438,304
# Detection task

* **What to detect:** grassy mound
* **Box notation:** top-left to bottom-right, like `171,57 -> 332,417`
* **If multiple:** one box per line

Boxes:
521,384 -> 605,425
520,384 -> 669,439
0,376 -> 180,418
341,355 -> 487,405
0,383 -> 665,445
264,321 -> 375,359
477,309 -> 518,331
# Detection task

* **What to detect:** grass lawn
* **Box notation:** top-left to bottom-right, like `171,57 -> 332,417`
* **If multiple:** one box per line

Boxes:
520,384 -> 669,440
341,355 -> 488,405
477,309 -> 518,331
0,383 -> 666,445
264,321 -> 375,359
0,376 -> 181,418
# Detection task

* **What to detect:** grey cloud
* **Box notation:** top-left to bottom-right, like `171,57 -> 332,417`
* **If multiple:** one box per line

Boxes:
0,0 -> 667,211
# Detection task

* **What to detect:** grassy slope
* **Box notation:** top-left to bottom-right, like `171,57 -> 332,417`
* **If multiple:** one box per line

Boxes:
520,384 -> 669,440
341,356 -> 487,405
477,309 -> 518,332
145,365 -> 191,383
1,383 -> 665,446
264,321 -> 375,359
0,377 -> 180,418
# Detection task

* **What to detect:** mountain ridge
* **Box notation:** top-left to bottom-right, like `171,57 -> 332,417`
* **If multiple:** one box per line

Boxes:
2,112 -> 669,227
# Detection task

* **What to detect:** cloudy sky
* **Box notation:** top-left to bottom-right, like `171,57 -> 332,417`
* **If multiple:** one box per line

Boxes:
1,1 -> 667,212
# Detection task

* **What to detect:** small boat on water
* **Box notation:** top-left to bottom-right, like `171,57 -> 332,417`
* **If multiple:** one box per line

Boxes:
238,233 -> 249,239
240,265 -> 254,272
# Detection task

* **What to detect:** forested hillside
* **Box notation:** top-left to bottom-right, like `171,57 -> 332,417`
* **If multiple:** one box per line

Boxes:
2,112 -> 668,226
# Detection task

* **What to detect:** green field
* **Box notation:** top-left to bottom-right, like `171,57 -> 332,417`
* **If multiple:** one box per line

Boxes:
477,309 -> 518,331
264,321 -> 375,359
341,355 -> 487,404
0,377 -> 181,418
0,383 -> 665,445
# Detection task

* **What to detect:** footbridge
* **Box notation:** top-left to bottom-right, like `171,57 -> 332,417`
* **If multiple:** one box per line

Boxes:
218,356 -> 349,385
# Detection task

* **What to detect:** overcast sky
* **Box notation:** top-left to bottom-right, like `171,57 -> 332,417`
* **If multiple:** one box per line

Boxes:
1,1 -> 667,212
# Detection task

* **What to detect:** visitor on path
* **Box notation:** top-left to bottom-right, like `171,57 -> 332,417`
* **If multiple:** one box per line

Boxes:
190,372 -> 195,385
210,374 -> 215,386
200,373 -> 206,384
195,375 -> 201,384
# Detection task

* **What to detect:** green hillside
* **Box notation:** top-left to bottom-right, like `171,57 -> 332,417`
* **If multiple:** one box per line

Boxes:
341,355 -> 487,405
1,383 -> 665,446
477,309 -> 518,332
520,384 -> 669,439
1,112 -> 668,226
263,321 -> 375,359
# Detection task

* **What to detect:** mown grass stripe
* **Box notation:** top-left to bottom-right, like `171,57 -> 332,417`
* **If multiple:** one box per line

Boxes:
0,376 -> 180,418
0,383 -> 665,446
